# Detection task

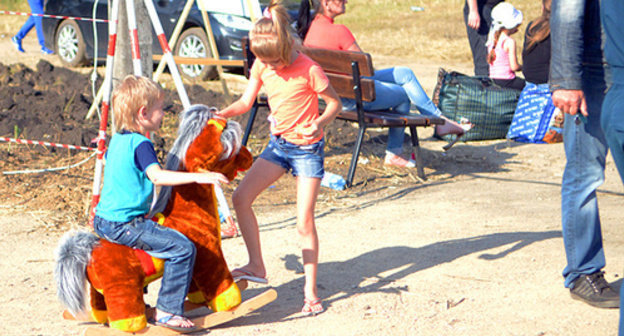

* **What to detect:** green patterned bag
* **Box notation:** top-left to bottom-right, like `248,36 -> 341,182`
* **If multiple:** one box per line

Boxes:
432,68 -> 521,141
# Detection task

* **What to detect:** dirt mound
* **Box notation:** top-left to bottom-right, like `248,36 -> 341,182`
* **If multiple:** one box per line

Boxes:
1,61 -> 410,229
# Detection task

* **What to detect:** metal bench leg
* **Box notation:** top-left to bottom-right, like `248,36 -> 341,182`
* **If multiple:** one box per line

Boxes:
346,125 -> 366,188
409,126 -> 425,179
242,101 -> 260,147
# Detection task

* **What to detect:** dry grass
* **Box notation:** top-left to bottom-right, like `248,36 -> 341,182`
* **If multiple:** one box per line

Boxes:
337,0 -> 542,62
0,0 -> 542,66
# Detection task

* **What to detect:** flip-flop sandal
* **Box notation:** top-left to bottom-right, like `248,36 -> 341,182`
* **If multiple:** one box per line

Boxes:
155,314 -> 198,332
231,268 -> 268,284
301,298 -> 324,316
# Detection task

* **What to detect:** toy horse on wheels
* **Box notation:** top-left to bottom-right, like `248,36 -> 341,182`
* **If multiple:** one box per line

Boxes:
55,105 -> 276,334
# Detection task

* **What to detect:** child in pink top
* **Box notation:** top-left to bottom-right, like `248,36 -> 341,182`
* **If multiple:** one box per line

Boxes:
487,2 -> 526,91
216,0 -> 342,317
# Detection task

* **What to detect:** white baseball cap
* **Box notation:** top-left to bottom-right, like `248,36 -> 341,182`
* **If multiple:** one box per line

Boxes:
491,2 -> 523,29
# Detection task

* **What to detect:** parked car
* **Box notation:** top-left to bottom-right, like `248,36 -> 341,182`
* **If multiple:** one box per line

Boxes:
42,0 -> 300,80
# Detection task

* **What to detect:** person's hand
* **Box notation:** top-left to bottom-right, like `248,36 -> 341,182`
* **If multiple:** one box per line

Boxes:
552,89 -> 588,117
196,170 -> 229,185
296,121 -> 321,140
213,110 -> 226,120
467,10 -> 480,30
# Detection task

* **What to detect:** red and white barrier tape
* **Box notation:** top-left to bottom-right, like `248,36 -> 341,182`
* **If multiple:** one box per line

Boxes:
0,10 -> 110,23
1,137 -> 96,151
3,152 -> 96,175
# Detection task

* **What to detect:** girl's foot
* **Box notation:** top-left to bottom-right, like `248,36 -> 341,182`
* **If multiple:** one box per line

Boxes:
154,311 -> 196,332
231,267 -> 268,284
435,117 -> 472,136
301,298 -> 324,316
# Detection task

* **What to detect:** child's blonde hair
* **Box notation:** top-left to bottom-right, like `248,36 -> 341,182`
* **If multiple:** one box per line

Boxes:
249,0 -> 300,65
111,75 -> 164,132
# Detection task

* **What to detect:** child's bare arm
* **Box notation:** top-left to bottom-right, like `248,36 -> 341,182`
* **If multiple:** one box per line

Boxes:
216,77 -> 263,118
299,85 -> 342,140
505,38 -> 522,72
145,165 -> 229,186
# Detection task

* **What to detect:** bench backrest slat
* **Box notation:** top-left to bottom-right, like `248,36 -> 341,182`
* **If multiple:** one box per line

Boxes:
325,73 -> 376,102
301,47 -> 374,77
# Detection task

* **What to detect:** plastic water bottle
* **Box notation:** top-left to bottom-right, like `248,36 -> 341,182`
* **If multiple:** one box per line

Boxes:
321,172 -> 346,190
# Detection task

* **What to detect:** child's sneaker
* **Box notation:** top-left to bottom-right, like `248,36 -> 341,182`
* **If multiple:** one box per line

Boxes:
384,152 -> 416,168
11,36 -> 24,53
41,46 -> 54,55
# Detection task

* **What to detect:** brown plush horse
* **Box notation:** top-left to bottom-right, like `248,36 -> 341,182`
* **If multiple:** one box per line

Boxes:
55,105 -> 253,332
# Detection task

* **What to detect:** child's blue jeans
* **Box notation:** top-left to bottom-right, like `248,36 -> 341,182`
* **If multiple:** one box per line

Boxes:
94,215 -> 196,316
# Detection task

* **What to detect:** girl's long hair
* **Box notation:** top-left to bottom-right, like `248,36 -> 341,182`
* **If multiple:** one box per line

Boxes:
487,29 -> 504,65
249,0 -> 299,65
524,0 -> 551,52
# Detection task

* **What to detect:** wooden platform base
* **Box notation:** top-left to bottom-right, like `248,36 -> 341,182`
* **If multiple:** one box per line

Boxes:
67,288 -> 276,335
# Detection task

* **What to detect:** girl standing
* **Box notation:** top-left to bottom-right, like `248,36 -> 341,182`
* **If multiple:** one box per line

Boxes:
216,0 -> 342,316
487,2 -> 526,91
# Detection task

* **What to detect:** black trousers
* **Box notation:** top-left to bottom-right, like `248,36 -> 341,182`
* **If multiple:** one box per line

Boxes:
463,2 -> 496,77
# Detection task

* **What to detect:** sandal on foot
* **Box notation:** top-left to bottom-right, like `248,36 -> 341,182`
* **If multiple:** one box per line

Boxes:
301,298 -> 324,316
231,268 -> 268,284
155,314 -> 197,332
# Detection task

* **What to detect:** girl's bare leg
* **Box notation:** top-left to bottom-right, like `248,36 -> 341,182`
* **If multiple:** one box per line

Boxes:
232,158 -> 285,278
296,176 -> 321,301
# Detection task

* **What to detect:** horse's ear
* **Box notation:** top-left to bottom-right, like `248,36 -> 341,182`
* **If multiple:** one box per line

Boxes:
184,120 -> 224,172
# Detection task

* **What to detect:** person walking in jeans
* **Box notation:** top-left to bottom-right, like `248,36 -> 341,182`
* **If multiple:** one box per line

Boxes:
11,0 -> 54,54
600,0 -> 624,330
550,0 -> 619,309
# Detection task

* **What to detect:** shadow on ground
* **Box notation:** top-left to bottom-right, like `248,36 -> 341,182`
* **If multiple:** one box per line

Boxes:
218,230 -> 561,328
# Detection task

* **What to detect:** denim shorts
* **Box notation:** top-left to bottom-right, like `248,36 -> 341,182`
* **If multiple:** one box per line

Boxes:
259,135 -> 325,178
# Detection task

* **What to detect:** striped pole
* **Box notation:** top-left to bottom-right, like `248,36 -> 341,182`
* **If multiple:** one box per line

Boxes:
125,0 -> 142,76
0,10 -> 109,23
89,0 -> 120,226
143,0 -> 190,109
144,0 -> 233,225
1,137 -> 96,151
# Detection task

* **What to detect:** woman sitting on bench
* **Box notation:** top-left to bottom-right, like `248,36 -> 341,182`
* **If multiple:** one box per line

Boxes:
297,0 -> 469,165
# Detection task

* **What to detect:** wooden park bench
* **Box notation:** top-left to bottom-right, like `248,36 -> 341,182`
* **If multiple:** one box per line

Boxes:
241,38 -> 445,188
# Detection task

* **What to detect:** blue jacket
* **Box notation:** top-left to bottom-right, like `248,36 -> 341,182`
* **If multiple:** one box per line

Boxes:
549,0 -> 605,92
601,0 -> 624,84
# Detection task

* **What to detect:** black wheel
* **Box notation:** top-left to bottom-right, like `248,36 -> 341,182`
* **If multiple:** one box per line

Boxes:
55,19 -> 87,67
174,27 -> 218,81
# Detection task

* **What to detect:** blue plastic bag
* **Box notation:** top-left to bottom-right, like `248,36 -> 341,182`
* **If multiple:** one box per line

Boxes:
506,82 -> 563,144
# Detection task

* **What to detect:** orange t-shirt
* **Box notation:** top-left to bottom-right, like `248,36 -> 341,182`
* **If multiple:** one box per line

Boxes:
250,52 -> 329,145
303,14 -> 356,51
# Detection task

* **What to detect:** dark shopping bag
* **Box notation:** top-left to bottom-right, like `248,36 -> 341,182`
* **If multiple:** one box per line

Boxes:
506,82 -> 563,144
432,68 -> 521,141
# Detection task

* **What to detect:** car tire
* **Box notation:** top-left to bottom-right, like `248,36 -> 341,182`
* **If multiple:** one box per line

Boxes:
55,20 -> 87,67
174,27 -> 218,81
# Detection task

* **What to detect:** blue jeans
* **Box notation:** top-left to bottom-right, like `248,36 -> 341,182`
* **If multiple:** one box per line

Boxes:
15,0 -> 45,47
94,215 -> 196,315
341,67 -> 440,155
259,135 -> 325,178
602,69 -> 624,184
560,64 -> 608,288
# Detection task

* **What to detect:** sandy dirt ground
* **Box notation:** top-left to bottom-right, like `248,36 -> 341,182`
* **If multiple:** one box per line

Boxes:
2,33 -> 624,336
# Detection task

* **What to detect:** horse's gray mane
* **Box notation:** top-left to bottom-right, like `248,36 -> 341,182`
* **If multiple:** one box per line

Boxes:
149,104 -> 242,216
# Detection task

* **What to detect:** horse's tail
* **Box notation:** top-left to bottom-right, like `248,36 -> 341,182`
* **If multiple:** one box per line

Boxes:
54,230 -> 99,315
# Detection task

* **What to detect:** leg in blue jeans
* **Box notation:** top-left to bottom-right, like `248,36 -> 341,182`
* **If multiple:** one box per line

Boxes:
341,79 -> 410,155
94,216 -> 196,315
560,65 -> 608,289
602,81 -> 624,183
373,67 -> 442,117
15,0 -> 45,47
